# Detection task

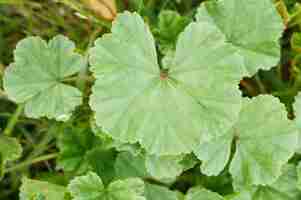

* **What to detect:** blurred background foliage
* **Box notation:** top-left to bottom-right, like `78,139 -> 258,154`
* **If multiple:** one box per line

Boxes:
1,0 -> 301,199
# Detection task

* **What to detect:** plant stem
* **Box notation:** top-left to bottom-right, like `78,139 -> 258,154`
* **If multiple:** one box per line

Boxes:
63,75 -> 95,84
4,153 -> 59,173
27,126 -> 55,160
3,104 -> 25,136
254,74 -> 267,94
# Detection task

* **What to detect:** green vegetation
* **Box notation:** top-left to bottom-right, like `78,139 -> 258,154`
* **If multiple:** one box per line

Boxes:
1,0 -> 301,199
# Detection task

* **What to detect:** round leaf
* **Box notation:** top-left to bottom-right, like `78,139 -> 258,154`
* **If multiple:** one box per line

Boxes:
89,11 -> 243,155
3,35 -> 85,121
195,96 -> 298,186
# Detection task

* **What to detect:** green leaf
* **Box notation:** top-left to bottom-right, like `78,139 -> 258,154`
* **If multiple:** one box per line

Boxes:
298,162 -> 301,191
3,35 -> 85,121
108,178 -> 145,200
68,172 -> 146,200
89,11 -> 243,155
195,96 -> 298,186
68,172 -> 104,200
195,132 -> 232,176
156,10 -> 190,53
293,93 -> 301,153
145,155 -> 184,180
20,178 -> 67,200
144,183 -> 179,200
56,124 -> 102,174
291,32 -> 301,52
185,187 -> 224,200
115,152 -> 148,179
197,0 -> 283,75
231,164 -> 301,200
0,135 -> 22,178
115,151 -> 196,182
86,148 -> 116,185
294,93 -> 301,129
179,153 -> 199,171
91,121 -> 142,155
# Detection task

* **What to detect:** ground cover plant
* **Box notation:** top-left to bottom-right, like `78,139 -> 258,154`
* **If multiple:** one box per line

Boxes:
2,0 -> 301,199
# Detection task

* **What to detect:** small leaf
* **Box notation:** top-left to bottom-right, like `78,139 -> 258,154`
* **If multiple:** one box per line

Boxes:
56,124 -> 102,174
156,10 -> 190,53
3,35 -> 85,121
20,178 -> 67,200
68,172 -> 146,200
0,135 -> 22,178
68,172 -> 104,200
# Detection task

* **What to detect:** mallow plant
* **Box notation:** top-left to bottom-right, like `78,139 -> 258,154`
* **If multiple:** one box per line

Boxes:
2,0 -> 301,199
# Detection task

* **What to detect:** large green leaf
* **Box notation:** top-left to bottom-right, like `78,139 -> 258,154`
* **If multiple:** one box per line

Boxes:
89,11 -> 243,155
3,35 -> 85,121
0,135 -> 22,178
195,96 -> 298,186
197,0 -> 283,75
20,178 -> 67,200
68,172 -> 145,200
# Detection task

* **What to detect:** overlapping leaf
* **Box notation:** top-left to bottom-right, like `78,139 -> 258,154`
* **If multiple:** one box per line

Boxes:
197,0 -> 284,75
56,125 -> 102,174
156,10 -> 190,53
183,164 -> 301,200
20,178 -> 67,200
231,164 -> 301,200
115,151 -> 191,181
195,96 -> 298,186
68,172 -> 145,200
185,187 -> 224,200
3,35 -> 85,121
145,155 -> 185,180
86,148 -> 116,185
115,152 -> 148,179
144,183 -> 179,200
89,10 -> 243,155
